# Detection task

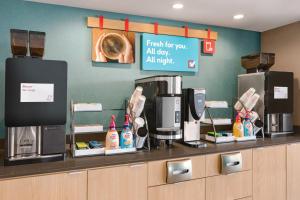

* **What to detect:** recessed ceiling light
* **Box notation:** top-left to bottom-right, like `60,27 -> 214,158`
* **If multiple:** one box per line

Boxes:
173,3 -> 184,9
233,14 -> 244,20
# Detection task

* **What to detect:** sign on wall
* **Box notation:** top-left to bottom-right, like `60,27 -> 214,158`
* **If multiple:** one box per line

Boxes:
202,39 -> 216,54
141,33 -> 199,72
202,29 -> 216,54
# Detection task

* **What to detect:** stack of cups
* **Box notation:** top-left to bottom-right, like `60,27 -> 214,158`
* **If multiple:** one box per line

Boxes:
128,86 -> 148,149
128,86 -> 146,118
134,117 -> 148,149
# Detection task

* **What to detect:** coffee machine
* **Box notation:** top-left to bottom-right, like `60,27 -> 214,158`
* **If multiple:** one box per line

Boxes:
4,29 -> 67,165
181,88 -> 207,148
4,58 -> 68,165
135,75 -> 182,146
239,53 -> 294,137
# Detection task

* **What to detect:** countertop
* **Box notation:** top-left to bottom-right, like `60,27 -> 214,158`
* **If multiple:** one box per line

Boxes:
1,134 -> 300,180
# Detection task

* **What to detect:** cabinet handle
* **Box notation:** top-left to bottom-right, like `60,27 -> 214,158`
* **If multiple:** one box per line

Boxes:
226,161 -> 240,167
68,171 -> 84,175
167,159 -> 192,184
130,163 -> 145,168
172,169 -> 190,175
221,152 -> 243,175
287,143 -> 299,146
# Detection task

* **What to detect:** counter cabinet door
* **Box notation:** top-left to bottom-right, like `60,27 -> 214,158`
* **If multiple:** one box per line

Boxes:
253,145 -> 287,200
205,149 -> 253,177
287,143 -> 300,200
0,170 -> 87,200
88,163 -> 147,200
64,170 -> 88,200
0,173 -> 65,200
205,170 -> 252,200
148,178 -> 205,200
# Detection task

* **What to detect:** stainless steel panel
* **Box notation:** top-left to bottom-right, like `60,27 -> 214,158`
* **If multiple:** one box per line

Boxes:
282,113 -> 293,132
8,153 -> 64,161
158,96 -> 181,128
156,127 -> 181,132
8,127 -> 15,158
238,73 -> 265,122
153,131 -> 182,140
37,126 -> 41,155
167,159 -> 192,183
10,126 -> 39,156
173,76 -> 182,94
267,114 -> 280,132
221,152 -> 243,175
266,113 -> 293,135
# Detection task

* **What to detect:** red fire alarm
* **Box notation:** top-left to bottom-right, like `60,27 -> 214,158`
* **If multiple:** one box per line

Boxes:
202,29 -> 216,54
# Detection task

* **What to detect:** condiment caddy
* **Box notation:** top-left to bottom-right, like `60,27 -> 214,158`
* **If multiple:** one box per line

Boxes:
233,87 -> 264,141
70,101 -> 105,157
200,88 -> 263,144
200,100 -> 235,143
70,86 -> 150,158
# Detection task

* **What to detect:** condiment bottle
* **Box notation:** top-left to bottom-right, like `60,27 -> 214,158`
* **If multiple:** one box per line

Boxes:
120,114 -> 133,148
243,113 -> 254,137
105,115 -> 119,149
233,114 -> 244,137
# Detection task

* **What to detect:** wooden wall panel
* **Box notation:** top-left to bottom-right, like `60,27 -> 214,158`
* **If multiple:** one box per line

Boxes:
87,17 -> 218,40
261,21 -> 300,125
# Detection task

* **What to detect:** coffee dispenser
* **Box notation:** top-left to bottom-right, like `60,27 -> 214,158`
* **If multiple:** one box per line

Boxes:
135,75 -> 182,146
4,29 -> 67,165
181,88 -> 207,148
4,58 -> 68,165
239,53 -> 294,137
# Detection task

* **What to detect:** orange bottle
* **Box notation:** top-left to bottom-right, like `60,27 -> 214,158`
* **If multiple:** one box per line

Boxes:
233,114 -> 244,137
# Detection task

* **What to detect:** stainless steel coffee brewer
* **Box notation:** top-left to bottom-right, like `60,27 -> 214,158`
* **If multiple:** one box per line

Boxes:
4,30 -> 67,165
239,53 -> 294,137
181,88 -> 207,148
135,75 -> 182,146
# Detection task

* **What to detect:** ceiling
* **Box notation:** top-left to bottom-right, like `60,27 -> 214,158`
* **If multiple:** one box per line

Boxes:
28,0 -> 300,32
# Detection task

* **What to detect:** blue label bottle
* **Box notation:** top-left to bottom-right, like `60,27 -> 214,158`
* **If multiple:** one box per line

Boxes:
243,113 -> 253,137
120,114 -> 133,148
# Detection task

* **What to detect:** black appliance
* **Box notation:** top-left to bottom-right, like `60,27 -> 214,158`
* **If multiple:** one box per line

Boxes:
4,57 -> 68,165
238,71 -> 294,137
181,88 -> 207,148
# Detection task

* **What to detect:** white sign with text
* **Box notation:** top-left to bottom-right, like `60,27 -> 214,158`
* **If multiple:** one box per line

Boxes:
20,83 -> 54,102
274,86 -> 288,99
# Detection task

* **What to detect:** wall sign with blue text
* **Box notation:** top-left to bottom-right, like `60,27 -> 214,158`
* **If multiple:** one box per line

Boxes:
141,33 -> 199,72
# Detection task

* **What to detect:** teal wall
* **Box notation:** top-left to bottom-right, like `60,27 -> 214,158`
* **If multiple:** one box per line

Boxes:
0,0 -> 260,138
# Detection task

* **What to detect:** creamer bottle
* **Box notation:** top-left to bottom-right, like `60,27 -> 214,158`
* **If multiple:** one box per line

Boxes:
233,114 -> 244,137
105,115 -> 119,149
120,114 -> 133,148
243,113 -> 254,137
